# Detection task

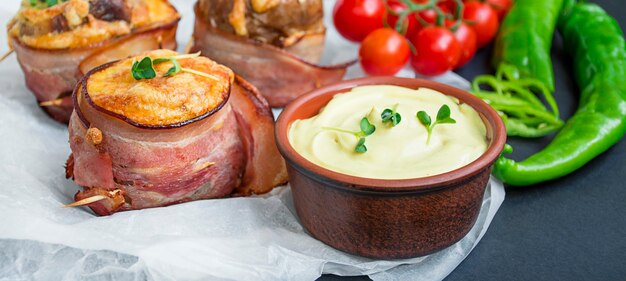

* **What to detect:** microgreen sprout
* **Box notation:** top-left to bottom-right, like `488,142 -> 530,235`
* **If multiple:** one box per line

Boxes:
381,104 -> 402,127
159,57 -> 181,77
131,52 -> 219,81
131,57 -> 156,80
416,104 -> 456,144
30,0 -> 66,8
322,117 -> 376,153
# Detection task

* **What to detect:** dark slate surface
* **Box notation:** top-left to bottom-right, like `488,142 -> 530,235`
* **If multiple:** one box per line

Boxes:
318,0 -> 626,280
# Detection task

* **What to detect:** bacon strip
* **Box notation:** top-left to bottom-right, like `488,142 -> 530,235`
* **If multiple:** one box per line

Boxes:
191,4 -> 354,107
230,76 -> 288,195
66,73 -> 286,215
10,20 -> 178,124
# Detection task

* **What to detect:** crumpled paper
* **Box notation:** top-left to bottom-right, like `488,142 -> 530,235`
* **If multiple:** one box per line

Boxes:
0,0 -> 505,280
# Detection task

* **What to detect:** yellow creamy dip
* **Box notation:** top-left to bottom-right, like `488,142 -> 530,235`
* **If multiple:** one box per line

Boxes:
288,85 -> 488,179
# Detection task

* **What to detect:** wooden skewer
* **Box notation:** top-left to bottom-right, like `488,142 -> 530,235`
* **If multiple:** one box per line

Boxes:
63,195 -> 107,208
64,189 -> 121,208
0,49 -> 14,63
39,98 -> 64,107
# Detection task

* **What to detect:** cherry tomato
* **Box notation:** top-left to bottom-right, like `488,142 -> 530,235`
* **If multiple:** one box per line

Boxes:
462,2 -> 499,48
386,0 -> 419,39
447,21 -> 477,68
485,0 -> 513,20
409,26 -> 461,76
333,0 -> 385,42
437,0 -> 459,12
359,28 -> 410,76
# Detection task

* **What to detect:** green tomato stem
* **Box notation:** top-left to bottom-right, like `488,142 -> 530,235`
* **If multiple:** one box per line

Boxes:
395,0 -> 455,29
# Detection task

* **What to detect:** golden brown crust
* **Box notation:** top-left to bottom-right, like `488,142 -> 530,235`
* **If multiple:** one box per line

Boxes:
198,0 -> 324,48
85,50 -> 234,127
85,127 -> 103,145
9,0 -> 179,49
250,0 -> 279,13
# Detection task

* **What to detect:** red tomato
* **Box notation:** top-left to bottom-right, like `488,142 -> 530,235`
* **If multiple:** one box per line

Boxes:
409,26 -> 461,76
486,0 -> 513,20
462,2 -> 499,48
386,0 -> 419,38
448,22 -> 477,68
438,0 -> 458,11
333,0 -> 385,42
359,28 -> 410,75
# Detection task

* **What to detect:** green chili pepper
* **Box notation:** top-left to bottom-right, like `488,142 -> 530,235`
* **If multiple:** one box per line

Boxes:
471,64 -> 563,138
492,0 -> 564,92
475,0 -> 566,137
492,2 -> 626,186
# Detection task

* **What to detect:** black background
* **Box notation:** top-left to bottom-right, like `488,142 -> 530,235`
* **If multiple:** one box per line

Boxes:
319,0 -> 626,280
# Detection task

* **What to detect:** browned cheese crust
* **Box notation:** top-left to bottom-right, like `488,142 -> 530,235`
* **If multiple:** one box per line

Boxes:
8,0 -> 179,49
197,0 -> 324,48
85,49 -> 234,126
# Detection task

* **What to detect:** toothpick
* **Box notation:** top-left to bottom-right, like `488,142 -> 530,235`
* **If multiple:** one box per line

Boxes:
0,49 -> 14,63
39,98 -> 64,107
63,195 -> 107,208
63,190 -> 121,208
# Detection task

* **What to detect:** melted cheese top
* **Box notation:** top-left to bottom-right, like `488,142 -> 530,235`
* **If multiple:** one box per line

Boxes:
86,50 -> 233,126
9,0 -> 179,49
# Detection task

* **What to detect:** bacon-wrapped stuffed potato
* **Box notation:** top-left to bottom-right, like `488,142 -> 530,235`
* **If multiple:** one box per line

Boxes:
66,49 -> 288,215
191,0 -> 351,107
7,0 -> 180,123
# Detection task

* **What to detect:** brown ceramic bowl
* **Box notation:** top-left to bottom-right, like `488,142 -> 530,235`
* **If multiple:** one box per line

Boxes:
275,77 -> 507,259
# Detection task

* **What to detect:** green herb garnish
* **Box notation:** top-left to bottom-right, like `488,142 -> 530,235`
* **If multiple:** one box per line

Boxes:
130,52 -> 218,81
131,57 -> 156,80
381,104 -> 401,127
30,0 -> 66,8
163,58 -> 181,77
46,0 -> 61,6
416,104 -> 456,144
354,137 -> 367,153
323,117 -> 376,153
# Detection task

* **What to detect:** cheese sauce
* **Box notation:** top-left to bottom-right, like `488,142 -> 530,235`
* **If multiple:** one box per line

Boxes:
288,85 -> 488,179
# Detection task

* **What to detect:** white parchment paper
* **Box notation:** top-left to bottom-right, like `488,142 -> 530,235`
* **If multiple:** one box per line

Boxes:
0,0 -> 505,280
